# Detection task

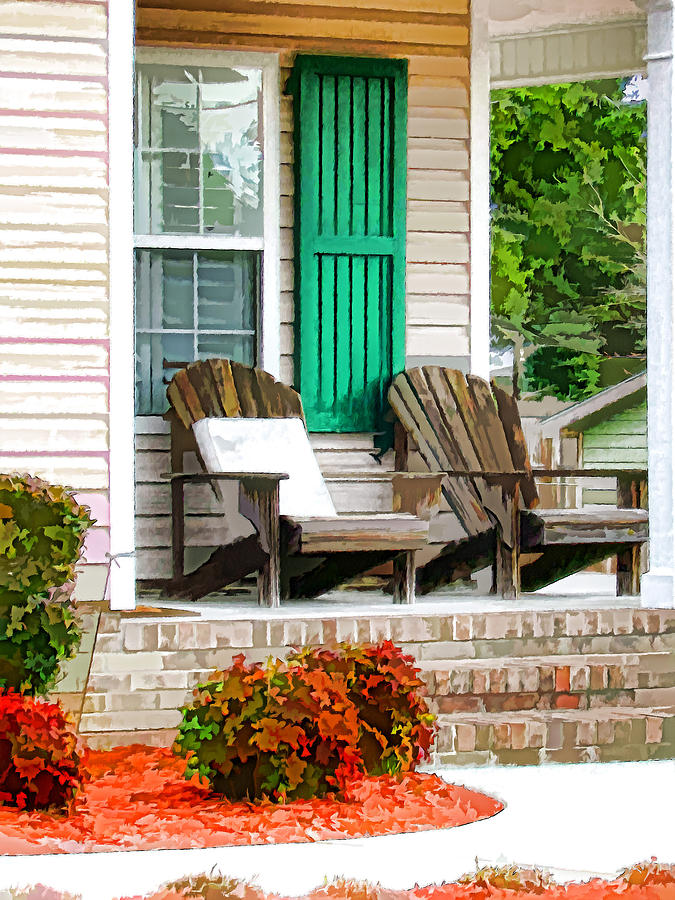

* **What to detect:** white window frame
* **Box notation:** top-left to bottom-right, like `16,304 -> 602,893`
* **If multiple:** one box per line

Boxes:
134,48 -> 281,381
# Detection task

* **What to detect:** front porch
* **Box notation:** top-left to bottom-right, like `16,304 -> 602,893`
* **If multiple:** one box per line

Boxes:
54,584 -> 675,764
98,0 -> 675,612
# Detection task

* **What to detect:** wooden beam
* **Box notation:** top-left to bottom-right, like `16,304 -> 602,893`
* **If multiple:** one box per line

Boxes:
291,514 -> 430,553
136,8 -> 469,46
523,507 -> 648,546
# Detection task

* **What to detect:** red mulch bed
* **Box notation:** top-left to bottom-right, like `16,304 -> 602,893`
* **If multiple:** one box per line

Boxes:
0,745 -> 502,854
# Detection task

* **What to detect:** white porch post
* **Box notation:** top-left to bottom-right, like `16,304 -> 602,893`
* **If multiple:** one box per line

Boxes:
107,0 -> 137,610
641,0 -> 675,606
470,0 -> 491,380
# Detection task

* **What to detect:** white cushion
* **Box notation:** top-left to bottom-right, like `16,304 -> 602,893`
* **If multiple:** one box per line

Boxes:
192,417 -> 337,518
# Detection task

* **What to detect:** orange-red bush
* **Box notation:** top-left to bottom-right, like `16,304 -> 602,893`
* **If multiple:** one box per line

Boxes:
175,642 -> 436,803
0,689 -> 88,811
173,654 -> 362,802
289,641 -> 436,774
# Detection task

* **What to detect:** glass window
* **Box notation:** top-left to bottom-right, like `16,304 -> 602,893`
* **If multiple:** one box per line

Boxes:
134,58 -> 266,414
135,64 -> 263,237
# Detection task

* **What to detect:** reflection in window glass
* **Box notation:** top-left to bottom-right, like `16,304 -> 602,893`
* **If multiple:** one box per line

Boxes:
135,64 -> 263,236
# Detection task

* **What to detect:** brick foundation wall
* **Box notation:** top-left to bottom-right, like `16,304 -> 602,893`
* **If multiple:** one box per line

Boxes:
50,606 -> 675,762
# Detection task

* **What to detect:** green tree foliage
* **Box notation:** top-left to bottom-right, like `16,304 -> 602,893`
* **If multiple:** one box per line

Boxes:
491,80 -> 646,399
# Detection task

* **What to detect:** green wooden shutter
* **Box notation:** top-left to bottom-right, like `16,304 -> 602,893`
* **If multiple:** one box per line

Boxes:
288,56 -> 407,433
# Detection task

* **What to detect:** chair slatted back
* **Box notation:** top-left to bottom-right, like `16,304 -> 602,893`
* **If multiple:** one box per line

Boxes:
167,359 -> 305,430
389,368 -> 491,537
389,367 -> 539,538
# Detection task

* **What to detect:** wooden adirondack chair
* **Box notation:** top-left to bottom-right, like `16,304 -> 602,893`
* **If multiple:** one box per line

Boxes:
161,359 -> 441,607
389,366 -> 649,599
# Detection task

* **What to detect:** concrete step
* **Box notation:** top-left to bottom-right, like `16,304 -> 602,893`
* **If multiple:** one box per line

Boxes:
419,652 -> 675,713
433,705 -> 675,766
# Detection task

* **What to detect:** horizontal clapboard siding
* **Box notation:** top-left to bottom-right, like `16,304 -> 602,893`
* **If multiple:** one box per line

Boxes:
582,402 -> 648,506
0,1 -> 110,564
137,3 -> 471,384
135,417 -> 249,579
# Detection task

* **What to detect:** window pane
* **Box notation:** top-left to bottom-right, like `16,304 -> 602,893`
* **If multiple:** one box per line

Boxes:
197,251 -> 258,330
136,64 -> 264,236
135,248 -> 259,414
135,249 -> 194,330
135,332 -> 193,415
198,333 -> 255,365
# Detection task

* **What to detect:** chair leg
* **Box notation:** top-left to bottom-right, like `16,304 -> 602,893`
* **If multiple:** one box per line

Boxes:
255,483 -> 281,608
170,479 -> 185,581
493,535 -> 520,600
392,550 -> 416,604
616,545 -> 641,596
491,483 -> 521,600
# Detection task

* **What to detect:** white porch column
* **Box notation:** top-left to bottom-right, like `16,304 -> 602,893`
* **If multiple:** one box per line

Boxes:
641,0 -> 675,606
470,0 -> 491,380
107,0 -> 137,610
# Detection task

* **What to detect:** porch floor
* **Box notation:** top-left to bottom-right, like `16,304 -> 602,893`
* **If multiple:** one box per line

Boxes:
139,573 -> 641,619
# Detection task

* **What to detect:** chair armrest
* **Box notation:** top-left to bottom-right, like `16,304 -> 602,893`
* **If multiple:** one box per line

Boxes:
390,473 -> 444,518
320,471 -> 446,482
161,471 -> 289,487
530,468 -> 647,480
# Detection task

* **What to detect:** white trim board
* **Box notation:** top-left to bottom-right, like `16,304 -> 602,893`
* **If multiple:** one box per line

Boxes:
108,0 -> 137,610
490,19 -> 647,88
470,0 -> 491,380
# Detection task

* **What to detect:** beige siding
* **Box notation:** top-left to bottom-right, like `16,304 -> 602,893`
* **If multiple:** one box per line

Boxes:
0,1 -> 110,565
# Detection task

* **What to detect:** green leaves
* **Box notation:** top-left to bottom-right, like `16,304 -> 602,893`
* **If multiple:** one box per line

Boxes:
491,80 -> 647,399
0,475 -> 90,696
0,474 -> 94,599
0,596 -> 82,695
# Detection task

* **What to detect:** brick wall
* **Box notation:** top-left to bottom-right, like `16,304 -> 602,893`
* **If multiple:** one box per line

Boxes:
51,606 -> 675,763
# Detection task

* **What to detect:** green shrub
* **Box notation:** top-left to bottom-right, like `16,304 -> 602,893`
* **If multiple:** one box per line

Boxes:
0,688 -> 89,812
0,595 -> 82,695
174,654 -> 362,802
0,473 -> 94,602
0,474 -> 93,695
289,641 -> 436,775
524,347 -> 601,401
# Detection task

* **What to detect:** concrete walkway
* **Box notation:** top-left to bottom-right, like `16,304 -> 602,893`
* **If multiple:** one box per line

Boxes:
0,760 -> 672,900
